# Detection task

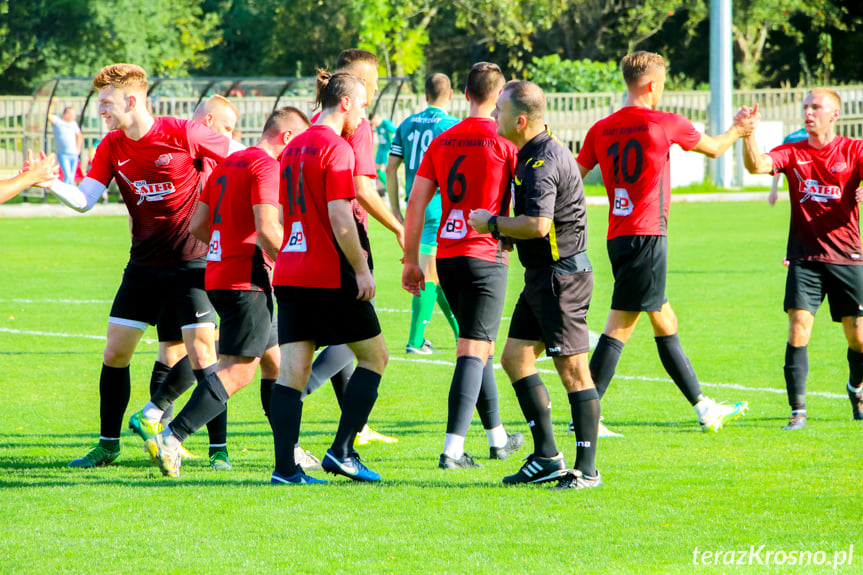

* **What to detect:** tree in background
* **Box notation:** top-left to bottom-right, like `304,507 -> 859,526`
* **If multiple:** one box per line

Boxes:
0,0 -> 218,94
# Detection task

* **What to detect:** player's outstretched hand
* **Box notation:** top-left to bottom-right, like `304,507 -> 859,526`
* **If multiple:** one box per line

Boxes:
468,208 -> 492,234
768,188 -> 778,206
402,262 -> 425,297
734,103 -> 760,136
22,149 -> 59,188
355,270 -> 376,301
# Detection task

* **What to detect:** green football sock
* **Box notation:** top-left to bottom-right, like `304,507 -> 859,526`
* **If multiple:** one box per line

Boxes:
436,284 -> 459,341
408,283 -> 438,348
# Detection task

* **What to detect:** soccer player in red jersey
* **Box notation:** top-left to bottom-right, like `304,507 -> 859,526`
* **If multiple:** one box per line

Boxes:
303,49 -> 400,447
403,62 -> 524,469
577,51 -> 752,434
142,107 -> 309,477
738,89 -> 863,429
269,71 -> 388,485
133,94 -> 244,470
40,64 -> 233,468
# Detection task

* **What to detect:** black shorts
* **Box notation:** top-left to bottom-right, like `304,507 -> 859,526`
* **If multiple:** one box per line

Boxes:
508,254 -> 593,356
275,285 -> 381,347
208,289 -> 275,357
437,256 -> 508,342
608,235 -> 668,312
784,260 -> 863,322
109,260 -> 216,332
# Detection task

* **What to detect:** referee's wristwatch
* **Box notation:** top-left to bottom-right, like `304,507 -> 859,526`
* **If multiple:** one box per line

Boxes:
487,216 -> 501,240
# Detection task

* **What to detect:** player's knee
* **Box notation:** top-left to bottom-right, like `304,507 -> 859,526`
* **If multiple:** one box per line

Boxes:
102,346 -> 133,367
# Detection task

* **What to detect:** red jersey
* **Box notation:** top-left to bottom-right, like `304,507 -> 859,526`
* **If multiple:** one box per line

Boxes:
273,125 -> 357,288
87,117 -> 230,266
577,107 -> 701,239
200,147 -> 279,291
311,113 -> 375,230
769,136 -> 863,264
415,117 -> 517,263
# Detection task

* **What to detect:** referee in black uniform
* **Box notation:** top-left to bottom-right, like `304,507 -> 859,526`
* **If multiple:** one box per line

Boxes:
469,80 -> 601,490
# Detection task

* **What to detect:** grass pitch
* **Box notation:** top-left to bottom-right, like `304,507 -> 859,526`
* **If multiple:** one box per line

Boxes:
0,201 -> 859,574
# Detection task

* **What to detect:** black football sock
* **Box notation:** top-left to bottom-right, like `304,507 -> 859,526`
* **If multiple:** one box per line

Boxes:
784,343 -> 808,412
847,348 -> 863,387
446,355 -> 485,437
331,367 -> 381,458
147,361 -> 174,425
589,334 -> 625,399
568,388 -> 600,476
206,407 -> 228,454
151,355 -> 195,411
331,362 -> 354,409
270,385 -> 303,477
100,364 -> 131,439
302,344 -> 354,401
655,333 -> 705,405
476,355 -> 502,429
512,373 -> 558,458
260,378 -> 277,420
169,371 -> 229,444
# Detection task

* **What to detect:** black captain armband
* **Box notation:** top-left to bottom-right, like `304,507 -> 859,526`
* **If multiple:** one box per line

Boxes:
488,215 -> 501,240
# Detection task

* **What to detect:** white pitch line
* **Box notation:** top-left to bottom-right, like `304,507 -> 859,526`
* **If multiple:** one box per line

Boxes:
0,298 -> 113,304
0,327 -> 157,344
388,356 -> 848,400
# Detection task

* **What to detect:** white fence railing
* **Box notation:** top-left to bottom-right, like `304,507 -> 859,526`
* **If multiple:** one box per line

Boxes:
4,87 -> 863,169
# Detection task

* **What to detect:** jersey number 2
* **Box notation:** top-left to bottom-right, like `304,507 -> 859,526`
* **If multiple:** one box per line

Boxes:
212,175 -> 227,224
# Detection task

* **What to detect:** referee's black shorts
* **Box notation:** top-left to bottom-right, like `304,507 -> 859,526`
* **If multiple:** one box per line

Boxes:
784,259 -> 863,322
508,253 -> 593,356
607,234 -> 668,312
436,255 -> 507,342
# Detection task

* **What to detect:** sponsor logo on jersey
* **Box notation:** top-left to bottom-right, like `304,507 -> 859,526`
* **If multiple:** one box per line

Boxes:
613,188 -> 634,216
440,209 -> 467,239
132,181 -> 177,204
830,162 -> 847,174
799,179 -> 841,203
282,221 -> 307,252
155,154 -> 173,167
207,230 -> 222,262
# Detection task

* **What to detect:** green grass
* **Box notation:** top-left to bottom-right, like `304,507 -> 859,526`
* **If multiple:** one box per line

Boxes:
0,203 -> 859,574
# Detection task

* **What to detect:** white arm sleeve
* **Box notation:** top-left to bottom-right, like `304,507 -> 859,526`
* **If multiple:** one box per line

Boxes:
48,177 -> 107,213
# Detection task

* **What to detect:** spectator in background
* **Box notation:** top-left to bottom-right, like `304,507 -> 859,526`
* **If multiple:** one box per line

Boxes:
48,98 -> 83,185
370,112 -> 397,195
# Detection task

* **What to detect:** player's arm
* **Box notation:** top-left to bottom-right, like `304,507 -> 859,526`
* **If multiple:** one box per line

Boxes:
189,201 -> 211,243
76,128 -> 84,155
468,210 -> 551,239
329,198 -> 375,301
740,132 -> 774,175
2,151 -> 59,204
254,203 -> 283,262
45,178 -> 106,212
385,155 -> 404,223
690,125 -> 746,159
354,174 -> 404,249
401,175 -> 435,296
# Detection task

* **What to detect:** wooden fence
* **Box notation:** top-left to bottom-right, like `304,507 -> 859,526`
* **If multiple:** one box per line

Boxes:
4,86 -> 863,169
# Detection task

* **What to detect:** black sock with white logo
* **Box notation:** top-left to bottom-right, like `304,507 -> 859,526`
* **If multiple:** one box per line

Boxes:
590,334 -> 624,399
784,343 -> 808,411
331,367 -> 381,458
568,388 -> 600,476
512,374 -> 558,458
270,385 -> 303,477
655,334 -> 705,405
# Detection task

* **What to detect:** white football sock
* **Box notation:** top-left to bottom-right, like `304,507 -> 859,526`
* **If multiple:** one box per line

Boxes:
142,402 -> 164,423
443,433 -> 465,459
486,425 -> 508,448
